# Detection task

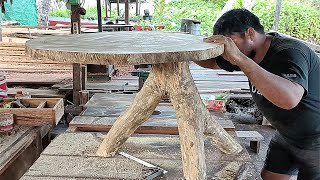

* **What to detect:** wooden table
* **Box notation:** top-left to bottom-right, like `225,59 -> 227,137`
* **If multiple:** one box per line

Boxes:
26,31 -> 243,179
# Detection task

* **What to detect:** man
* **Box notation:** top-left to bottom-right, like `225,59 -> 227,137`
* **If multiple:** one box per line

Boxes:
196,9 -> 320,180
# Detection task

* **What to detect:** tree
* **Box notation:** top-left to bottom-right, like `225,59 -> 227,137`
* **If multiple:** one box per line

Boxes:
242,0 -> 256,11
272,0 -> 282,31
213,0 -> 236,26
37,0 -> 52,26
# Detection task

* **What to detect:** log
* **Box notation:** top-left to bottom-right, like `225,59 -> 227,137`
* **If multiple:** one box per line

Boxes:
96,71 -> 163,157
97,62 -> 242,180
25,32 -> 224,65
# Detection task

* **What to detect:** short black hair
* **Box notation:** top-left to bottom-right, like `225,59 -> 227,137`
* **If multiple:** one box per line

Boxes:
213,8 -> 265,36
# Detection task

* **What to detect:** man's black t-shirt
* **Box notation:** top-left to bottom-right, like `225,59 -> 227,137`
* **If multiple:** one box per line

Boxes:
216,32 -> 320,149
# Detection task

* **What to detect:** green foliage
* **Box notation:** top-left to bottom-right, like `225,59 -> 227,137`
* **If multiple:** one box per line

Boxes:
163,0 -> 226,34
49,0 -> 320,42
49,9 -> 71,18
153,0 -> 166,24
233,0 -> 244,9
253,0 -> 320,42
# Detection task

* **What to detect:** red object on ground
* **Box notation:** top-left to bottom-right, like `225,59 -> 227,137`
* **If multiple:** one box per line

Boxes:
0,76 -> 8,98
0,114 -> 14,132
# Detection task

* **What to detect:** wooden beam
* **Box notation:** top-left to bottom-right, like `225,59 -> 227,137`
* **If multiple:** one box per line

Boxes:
97,0 -> 103,32
79,90 -> 89,106
125,0 -> 129,28
81,65 -> 87,90
73,63 -> 81,106
71,5 -> 82,107
69,116 -> 236,134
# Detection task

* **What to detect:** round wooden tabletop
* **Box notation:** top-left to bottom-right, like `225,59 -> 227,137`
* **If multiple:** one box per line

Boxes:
26,31 -> 224,65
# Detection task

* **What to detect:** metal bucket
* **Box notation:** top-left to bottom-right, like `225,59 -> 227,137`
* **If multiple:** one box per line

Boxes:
0,114 -> 14,132
191,23 -> 201,36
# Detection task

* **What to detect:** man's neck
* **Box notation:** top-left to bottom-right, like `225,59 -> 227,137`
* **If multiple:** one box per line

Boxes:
253,34 -> 273,64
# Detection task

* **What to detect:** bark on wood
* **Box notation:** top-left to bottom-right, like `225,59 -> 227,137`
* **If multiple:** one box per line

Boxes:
36,0 -> 52,27
96,62 -> 242,179
96,71 -> 163,157
25,32 -> 224,65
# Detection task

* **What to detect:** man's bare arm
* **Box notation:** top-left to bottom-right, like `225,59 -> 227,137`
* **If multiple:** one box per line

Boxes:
205,35 -> 304,110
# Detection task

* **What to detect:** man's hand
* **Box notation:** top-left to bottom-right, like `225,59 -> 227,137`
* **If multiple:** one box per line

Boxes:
203,35 -> 245,65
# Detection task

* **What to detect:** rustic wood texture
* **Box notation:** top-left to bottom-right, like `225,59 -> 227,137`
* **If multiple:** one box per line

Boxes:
0,126 -> 49,179
25,31 -> 242,179
73,63 -> 81,106
0,98 -> 64,126
70,116 -> 236,134
21,132 -> 259,179
25,31 -> 224,65
96,62 -> 242,180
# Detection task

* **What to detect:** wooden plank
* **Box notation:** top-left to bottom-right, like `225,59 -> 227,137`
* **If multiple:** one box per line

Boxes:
86,93 -> 136,103
0,126 -> 38,174
70,116 -> 235,133
59,84 -> 139,92
73,63 -> 81,106
21,132 -> 259,179
25,32 -> 223,65
0,46 -> 25,51
235,131 -> 264,141
0,126 -> 48,180
36,101 -> 47,108
0,42 -> 25,48
23,155 -> 147,179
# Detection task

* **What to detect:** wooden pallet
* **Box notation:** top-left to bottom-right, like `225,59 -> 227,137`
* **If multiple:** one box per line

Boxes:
0,125 -> 50,180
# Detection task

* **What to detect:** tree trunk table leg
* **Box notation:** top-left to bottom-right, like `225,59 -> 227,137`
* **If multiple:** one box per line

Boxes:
163,63 -> 207,179
96,72 -> 163,157
97,62 -> 242,179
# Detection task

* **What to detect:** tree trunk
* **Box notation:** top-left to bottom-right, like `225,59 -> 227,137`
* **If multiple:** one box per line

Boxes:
36,0 -> 52,26
272,0 -> 282,31
96,62 -> 242,179
213,0 -> 236,27
242,0 -> 256,11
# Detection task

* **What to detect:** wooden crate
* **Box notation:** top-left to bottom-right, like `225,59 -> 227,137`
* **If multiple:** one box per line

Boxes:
0,98 -> 64,126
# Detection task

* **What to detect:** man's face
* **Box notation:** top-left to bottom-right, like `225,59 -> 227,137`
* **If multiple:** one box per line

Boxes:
228,32 -> 256,59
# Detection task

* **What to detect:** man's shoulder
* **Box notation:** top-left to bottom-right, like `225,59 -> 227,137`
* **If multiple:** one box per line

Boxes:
267,32 -> 312,55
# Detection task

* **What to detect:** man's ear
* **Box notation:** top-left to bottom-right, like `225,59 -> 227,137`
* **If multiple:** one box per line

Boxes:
246,27 -> 256,41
